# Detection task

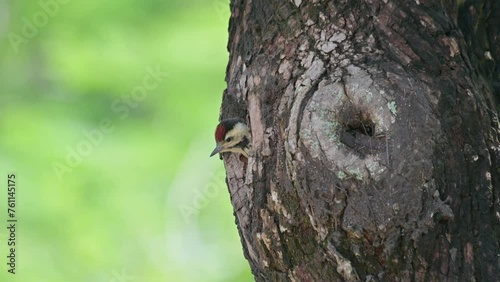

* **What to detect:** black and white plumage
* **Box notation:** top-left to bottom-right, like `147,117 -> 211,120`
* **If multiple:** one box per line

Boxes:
210,118 -> 251,158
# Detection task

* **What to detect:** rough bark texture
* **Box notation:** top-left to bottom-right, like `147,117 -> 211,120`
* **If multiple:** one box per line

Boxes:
220,0 -> 500,281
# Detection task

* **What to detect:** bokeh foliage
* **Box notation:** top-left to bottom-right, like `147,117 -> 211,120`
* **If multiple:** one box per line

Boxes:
0,0 -> 252,281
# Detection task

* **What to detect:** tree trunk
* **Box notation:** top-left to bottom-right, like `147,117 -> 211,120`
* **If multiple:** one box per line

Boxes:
220,0 -> 500,281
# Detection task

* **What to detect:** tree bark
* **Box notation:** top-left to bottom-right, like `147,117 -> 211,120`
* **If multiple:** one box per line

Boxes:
220,0 -> 500,281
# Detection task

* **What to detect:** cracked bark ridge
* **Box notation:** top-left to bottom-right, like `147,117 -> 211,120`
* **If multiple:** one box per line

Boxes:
220,0 -> 500,281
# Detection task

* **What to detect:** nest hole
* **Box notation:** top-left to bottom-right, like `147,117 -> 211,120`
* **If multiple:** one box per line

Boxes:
345,113 -> 375,137
338,109 -> 386,156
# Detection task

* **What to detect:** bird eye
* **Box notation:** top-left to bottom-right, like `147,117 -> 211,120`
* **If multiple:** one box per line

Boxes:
225,137 -> 232,142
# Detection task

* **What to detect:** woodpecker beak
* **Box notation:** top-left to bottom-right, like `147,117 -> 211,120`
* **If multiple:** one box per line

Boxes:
210,144 -> 222,157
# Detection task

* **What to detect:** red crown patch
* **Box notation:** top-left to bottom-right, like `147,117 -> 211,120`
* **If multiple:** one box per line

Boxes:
215,123 -> 226,142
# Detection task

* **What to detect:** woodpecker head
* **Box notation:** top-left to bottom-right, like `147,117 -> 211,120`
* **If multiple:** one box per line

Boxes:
210,118 -> 251,158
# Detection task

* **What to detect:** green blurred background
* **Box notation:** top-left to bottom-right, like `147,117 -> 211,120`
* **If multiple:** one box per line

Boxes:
0,0 -> 252,281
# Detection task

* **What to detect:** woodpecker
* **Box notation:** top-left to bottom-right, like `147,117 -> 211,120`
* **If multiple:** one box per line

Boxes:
210,118 -> 251,158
